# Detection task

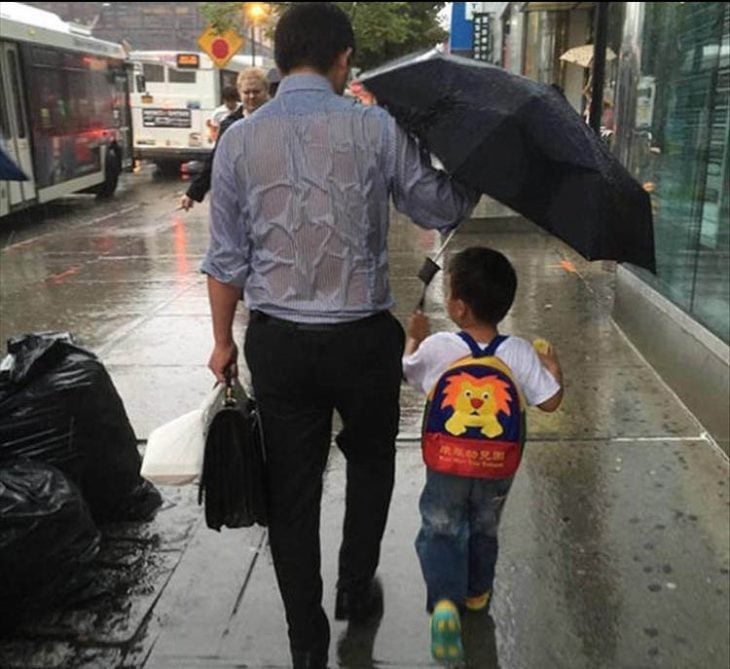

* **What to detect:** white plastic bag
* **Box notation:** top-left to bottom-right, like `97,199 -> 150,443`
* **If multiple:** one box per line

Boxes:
141,386 -> 221,485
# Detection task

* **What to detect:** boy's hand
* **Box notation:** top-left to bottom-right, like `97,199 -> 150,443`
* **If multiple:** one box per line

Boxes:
407,310 -> 430,343
405,310 -> 430,356
536,345 -> 564,412
538,347 -> 563,386
533,338 -> 562,385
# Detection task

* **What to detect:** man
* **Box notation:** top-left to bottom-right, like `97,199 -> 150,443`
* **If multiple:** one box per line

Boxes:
180,68 -> 270,211
202,4 -> 478,668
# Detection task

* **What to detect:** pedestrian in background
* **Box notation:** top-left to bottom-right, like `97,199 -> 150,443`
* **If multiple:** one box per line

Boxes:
180,68 -> 270,211
211,84 -> 241,130
201,3 -> 478,667
403,247 -> 563,663
266,66 -> 282,97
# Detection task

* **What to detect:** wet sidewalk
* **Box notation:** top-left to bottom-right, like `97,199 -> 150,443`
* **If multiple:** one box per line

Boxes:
0,175 -> 728,668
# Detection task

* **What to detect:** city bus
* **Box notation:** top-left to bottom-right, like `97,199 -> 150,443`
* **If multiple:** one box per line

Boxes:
0,2 -> 132,218
129,50 -> 273,174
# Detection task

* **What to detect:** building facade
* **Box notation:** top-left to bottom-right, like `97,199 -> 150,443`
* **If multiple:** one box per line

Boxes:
612,2 -> 729,452
26,2 -> 272,59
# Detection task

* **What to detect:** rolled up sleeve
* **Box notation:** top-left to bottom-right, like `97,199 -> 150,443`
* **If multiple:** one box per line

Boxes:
200,128 -> 251,289
389,120 -> 480,231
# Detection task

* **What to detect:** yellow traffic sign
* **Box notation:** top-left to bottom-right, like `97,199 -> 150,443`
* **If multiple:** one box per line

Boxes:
197,26 -> 244,68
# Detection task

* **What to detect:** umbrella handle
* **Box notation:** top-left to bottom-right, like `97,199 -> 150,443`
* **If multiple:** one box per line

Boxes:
433,228 -> 458,264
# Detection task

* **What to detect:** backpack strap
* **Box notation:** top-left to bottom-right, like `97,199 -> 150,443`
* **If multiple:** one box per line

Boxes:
457,331 -> 508,358
483,334 -> 508,357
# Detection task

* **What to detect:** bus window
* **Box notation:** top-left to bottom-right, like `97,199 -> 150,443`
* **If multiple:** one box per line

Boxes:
169,69 -> 196,84
32,68 -> 64,132
135,74 -> 146,93
220,69 -> 238,90
0,88 -> 10,140
67,71 -> 90,132
7,51 -> 27,139
143,63 -> 164,83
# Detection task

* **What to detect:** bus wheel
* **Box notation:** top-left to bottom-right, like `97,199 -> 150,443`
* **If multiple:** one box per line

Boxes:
95,141 -> 123,199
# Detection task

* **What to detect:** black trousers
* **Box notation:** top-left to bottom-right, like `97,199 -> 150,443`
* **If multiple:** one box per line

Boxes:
244,310 -> 405,655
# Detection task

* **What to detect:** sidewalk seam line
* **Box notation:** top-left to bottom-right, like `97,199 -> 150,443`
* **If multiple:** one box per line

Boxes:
610,320 -> 727,462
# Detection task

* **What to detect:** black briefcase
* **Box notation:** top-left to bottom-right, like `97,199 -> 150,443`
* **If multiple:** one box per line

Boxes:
198,378 -> 267,531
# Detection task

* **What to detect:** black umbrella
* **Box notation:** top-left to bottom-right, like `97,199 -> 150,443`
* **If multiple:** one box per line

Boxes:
0,146 -> 27,181
199,378 -> 267,531
359,50 -> 656,272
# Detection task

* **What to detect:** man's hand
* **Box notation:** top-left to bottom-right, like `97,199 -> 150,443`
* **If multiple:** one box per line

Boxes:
180,194 -> 195,211
208,341 -> 238,384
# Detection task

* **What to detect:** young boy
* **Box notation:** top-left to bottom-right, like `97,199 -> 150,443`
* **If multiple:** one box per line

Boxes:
402,246 -> 563,663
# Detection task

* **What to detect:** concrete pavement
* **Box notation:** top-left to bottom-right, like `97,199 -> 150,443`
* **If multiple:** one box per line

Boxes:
0,172 -> 727,668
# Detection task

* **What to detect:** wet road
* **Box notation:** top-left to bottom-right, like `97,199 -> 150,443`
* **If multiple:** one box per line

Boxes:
0,171 -> 728,669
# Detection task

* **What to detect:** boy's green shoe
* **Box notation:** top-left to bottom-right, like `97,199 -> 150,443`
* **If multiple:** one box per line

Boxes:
430,599 -> 464,663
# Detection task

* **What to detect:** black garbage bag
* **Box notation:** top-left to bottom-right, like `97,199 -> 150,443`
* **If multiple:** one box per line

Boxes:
0,460 -> 100,631
199,378 -> 267,531
0,332 -> 162,523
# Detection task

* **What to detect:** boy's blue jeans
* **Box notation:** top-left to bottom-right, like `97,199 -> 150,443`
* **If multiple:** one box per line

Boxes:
415,469 -> 513,612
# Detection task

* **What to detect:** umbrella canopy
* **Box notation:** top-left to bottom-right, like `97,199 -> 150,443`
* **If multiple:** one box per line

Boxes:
0,146 -> 27,181
359,50 -> 655,271
560,44 -> 617,68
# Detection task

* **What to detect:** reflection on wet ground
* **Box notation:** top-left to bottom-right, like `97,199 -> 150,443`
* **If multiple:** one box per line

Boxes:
0,172 -> 728,668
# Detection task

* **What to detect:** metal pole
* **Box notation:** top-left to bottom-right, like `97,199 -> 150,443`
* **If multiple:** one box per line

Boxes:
251,25 -> 256,66
589,2 -> 610,134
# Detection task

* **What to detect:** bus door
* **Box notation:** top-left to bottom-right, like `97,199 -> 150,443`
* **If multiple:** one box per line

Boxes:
114,66 -> 133,170
0,42 -> 36,210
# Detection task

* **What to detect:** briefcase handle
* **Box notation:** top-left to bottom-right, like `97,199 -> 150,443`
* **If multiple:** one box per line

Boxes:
224,371 -> 237,407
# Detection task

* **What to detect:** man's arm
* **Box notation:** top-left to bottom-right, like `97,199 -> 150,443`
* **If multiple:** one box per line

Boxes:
201,126 -> 250,381
207,276 -> 241,382
389,121 -> 480,231
182,113 -> 242,208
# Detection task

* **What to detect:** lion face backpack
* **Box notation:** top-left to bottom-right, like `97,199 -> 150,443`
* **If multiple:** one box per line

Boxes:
421,332 -> 526,479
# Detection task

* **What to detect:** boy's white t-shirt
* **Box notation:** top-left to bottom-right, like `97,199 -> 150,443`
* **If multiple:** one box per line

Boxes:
402,332 -> 560,407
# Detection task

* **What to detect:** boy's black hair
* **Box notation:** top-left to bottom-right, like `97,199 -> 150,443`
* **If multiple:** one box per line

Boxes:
448,247 -> 517,325
221,85 -> 239,103
274,3 -> 355,75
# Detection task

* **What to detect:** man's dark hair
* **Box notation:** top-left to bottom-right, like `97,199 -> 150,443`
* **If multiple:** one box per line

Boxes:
448,247 -> 517,325
221,85 -> 239,103
274,3 -> 355,75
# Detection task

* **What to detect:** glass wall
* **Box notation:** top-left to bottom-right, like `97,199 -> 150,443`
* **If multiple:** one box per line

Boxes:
523,10 -> 569,85
616,2 -> 729,342
500,5 -> 525,76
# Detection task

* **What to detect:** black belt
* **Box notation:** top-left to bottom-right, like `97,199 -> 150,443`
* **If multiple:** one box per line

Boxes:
250,310 -> 388,332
